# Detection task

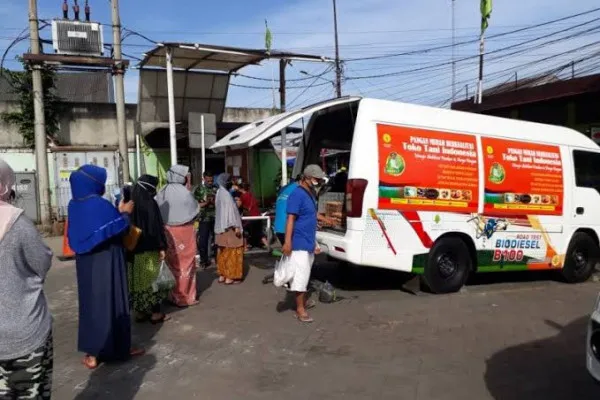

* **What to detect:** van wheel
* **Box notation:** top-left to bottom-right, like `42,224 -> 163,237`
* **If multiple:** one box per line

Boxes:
424,237 -> 471,294
561,232 -> 599,283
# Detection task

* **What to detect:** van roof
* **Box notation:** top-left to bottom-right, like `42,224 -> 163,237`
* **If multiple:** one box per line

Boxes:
359,97 -> 598,150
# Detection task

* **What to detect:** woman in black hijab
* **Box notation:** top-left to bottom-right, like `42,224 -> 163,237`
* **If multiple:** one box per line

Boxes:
128,174 -> 170,324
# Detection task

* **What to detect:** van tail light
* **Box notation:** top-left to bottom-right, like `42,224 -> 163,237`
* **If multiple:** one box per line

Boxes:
346,178 -> 368,218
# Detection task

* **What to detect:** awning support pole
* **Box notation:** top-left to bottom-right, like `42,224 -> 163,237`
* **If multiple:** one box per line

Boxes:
279,59 -> 288,186
166,47 -> 177,166
201,114 -> 206,176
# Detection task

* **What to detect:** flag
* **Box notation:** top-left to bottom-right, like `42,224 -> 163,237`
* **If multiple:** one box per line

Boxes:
265,20 -> 273,54
481,0 -> 492,33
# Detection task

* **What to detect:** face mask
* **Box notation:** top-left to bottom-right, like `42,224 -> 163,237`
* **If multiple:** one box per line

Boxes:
309,179 -> 323,195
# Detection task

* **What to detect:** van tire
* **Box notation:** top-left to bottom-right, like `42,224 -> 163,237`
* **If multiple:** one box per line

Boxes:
424,237 -> 471,294
561,232 -> 599,284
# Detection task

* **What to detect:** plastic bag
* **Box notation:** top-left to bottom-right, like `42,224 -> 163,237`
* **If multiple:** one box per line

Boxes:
273,256 -> 295,288
152,260 -> 176,293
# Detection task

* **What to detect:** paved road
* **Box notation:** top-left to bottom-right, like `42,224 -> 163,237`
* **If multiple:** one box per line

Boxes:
44,238 -> 600,399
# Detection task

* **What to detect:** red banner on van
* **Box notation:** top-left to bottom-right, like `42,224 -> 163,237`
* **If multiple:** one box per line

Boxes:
377,124 -> 479,213
481,137 -> 563,216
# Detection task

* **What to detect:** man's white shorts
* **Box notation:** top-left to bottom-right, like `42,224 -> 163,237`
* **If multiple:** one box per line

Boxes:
273,251 -> 315,292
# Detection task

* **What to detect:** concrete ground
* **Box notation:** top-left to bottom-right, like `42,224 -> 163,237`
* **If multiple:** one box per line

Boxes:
43,237 -> 600,399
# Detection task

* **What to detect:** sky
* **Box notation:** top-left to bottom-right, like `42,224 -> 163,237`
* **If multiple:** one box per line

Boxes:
1,0 -> 600,109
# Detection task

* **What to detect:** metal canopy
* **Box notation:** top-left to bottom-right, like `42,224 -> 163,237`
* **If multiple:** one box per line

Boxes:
139,43 -> 332,72
136,42 -> 333,170
138,69 -> 229,125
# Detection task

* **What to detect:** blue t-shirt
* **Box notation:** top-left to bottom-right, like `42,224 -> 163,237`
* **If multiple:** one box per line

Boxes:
286,186 -> 317,252
274,182 -> 299,234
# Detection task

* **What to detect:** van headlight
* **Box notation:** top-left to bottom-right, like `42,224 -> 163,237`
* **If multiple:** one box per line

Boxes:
595,294 -> 600,314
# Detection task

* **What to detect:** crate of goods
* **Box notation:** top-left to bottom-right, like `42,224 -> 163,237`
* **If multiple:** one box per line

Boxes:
326,201 -> 343,216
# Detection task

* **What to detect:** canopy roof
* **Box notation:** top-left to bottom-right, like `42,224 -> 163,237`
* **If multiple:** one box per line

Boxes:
139,43 -> 332,72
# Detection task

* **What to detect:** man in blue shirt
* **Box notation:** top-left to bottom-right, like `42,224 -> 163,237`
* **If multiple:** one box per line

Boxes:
274,175 -> 301,245
282,165 -> 327,323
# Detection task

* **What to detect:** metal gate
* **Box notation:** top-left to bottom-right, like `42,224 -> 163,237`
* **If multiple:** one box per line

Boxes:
14,172 -> 39,223
53,151 -> 119,218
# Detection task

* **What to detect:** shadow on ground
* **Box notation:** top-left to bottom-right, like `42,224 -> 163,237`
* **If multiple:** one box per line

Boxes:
73,322 -> 161,399
69,264 -> 221,399
485,316 -> 599,400
304,257 -> 593,294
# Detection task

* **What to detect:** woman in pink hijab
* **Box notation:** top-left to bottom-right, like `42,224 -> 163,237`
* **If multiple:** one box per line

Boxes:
0,158 -> 53,399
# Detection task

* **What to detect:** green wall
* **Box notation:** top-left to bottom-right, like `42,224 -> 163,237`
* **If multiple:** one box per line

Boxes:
252,149 -> 283,206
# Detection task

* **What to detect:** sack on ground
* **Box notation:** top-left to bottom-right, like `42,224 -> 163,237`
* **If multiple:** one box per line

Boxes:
273,256 -> 295,288
319,281 -> 338,303
152,260 -> 176,292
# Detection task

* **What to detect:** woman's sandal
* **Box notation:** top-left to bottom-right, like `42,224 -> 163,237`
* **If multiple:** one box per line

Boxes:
150,314 -> 171,325
82,355 -> 98,370
294,313 -> 314,323
130,348 -> 145,357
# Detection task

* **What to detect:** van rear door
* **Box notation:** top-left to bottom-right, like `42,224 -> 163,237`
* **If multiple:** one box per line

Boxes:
210,96 -> 361,152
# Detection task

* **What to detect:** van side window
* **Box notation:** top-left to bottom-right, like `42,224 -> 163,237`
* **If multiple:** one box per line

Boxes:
573,150 -> 600,192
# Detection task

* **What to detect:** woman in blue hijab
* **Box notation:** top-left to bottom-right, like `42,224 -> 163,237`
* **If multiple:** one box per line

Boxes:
67,165 -> 144,369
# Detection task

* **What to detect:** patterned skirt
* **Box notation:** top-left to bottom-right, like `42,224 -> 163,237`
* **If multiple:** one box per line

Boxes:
128,252 -> 169,315
217,247 -> 244,280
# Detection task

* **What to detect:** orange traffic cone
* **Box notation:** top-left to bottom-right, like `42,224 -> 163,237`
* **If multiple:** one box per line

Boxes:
58,220 -> 75,261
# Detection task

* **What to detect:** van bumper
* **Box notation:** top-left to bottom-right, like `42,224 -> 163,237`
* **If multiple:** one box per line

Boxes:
316,230 -> 363,265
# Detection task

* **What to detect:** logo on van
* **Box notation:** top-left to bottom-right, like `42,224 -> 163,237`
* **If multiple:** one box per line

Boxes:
384,152 -> 405,176
488,162 -> 506,184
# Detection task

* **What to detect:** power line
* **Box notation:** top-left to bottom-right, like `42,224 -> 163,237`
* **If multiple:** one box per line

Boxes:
345,6 -> 600,62
230,80 -> 331,90
287,66 -> 334,108
346,21 -> 600,80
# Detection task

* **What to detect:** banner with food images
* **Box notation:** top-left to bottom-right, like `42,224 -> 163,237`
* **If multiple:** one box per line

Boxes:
377,123 -> 480,213
481,137 -> 563,216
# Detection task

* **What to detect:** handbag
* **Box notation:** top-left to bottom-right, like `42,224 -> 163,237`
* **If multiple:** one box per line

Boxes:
123,225 -> 142,251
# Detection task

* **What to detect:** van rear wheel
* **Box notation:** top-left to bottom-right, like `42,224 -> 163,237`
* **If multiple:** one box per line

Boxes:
424,237 -> 471,294
561,232 -> 599,283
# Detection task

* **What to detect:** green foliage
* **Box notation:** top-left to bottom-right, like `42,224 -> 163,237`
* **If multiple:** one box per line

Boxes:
1,58 -> 64,147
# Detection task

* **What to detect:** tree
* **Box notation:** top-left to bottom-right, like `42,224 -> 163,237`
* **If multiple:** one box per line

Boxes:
1,57 -> 64,147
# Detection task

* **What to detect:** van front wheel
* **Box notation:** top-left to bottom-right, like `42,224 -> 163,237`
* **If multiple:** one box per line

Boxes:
425,237 -> 471,294
561,232 -> 599,284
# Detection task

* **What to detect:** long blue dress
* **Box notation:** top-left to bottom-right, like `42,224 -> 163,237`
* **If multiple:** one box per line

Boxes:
67,165 -> 133,362
76,236 -> 131,361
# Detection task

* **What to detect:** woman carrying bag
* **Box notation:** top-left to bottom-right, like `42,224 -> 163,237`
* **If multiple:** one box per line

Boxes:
128,174 -> 171,324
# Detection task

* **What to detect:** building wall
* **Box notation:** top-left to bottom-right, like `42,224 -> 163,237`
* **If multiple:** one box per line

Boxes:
0,101 -> 138,148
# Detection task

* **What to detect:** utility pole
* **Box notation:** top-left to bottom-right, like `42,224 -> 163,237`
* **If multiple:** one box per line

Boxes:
332,0 -> 342,98
111,0 -> 130,183
279,59 -> 288,186
279,59 -> 287,113
28,0 -> 52,228
451,0 -> 456,103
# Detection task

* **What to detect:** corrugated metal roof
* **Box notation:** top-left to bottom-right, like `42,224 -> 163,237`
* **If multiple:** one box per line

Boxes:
139,43 -> 331,72
0,71 -> 113,103
452,73 -> 600,113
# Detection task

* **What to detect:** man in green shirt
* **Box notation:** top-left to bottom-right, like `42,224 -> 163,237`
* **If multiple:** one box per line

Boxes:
193,171 -> 217,268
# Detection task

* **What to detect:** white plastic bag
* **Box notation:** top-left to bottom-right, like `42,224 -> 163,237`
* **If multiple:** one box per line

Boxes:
152,260 -> 176,293
273,256 -> 295,288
